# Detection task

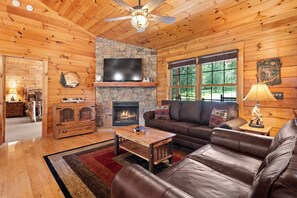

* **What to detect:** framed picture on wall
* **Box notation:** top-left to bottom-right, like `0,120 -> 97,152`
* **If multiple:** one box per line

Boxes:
257,58 -> 281,86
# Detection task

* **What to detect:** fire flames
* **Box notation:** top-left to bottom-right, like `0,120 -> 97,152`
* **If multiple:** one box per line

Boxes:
118,110 -> 137,120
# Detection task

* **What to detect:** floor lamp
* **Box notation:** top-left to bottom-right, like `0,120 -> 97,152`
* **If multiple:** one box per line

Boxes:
243,84 -> 276,128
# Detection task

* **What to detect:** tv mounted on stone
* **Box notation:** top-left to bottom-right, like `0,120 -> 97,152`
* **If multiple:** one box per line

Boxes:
103,58 -> 142,82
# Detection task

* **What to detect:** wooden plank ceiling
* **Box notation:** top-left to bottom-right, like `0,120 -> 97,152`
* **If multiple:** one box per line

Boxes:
12,0 -> 297,49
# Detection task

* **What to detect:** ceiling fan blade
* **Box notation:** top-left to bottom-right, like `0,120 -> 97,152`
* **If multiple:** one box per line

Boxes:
104,16 -> 132,22
142,0 -> 165,13
149,14 -> 176,24
113,0 -> 134,12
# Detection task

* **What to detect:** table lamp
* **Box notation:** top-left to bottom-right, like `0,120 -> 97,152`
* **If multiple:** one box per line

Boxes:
243,84 -> 276,128
9,88 -> 17,102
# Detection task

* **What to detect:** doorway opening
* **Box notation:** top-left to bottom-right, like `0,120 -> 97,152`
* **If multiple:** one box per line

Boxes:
4,57 -> 44,143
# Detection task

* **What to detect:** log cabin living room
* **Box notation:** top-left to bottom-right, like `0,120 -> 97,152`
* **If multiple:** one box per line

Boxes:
0,0 -> 296,197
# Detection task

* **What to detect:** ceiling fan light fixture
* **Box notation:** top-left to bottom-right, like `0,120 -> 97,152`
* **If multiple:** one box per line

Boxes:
131,11 -> 148,33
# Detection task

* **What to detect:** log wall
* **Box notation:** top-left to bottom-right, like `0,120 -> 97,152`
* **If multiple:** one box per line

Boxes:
5,57 -> 43,102
157,13 -> 297,136
0,0 -> 96,135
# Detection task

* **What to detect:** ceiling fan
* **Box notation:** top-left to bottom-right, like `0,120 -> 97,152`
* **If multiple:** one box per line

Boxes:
105,0 -> 176,32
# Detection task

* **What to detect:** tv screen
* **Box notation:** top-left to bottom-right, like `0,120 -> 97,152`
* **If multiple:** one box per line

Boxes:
103,58 -> 142,82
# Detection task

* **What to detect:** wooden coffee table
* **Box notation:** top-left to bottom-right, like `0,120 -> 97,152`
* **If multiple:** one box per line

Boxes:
114,125 -> 176,173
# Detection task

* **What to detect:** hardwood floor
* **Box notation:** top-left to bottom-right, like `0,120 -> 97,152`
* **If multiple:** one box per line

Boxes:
0,131 -> 114,198
0,129 -> 192,198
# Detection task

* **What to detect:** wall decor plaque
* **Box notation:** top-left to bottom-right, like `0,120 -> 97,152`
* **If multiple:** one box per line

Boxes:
60,72 -> 80,88
257,58 -> 281,86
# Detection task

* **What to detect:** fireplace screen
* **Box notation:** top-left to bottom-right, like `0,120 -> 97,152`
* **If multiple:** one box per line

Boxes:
113,102 -> 139,126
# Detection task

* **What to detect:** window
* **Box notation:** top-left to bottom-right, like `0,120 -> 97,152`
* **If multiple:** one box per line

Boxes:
168,58 -> 196,101
169,50 -> 238,101
171,65 -> 196,100
201,59 -> 237,101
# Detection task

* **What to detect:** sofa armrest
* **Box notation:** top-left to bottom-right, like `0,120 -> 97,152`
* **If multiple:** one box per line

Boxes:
210,128 -> 273,159
219,117 -> 247,131
143,110 -> 155,121
111,164 -> 193,198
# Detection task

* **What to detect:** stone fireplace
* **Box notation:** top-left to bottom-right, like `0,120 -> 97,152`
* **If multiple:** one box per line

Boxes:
113,101 -> 139,126
95,37 -> 157,127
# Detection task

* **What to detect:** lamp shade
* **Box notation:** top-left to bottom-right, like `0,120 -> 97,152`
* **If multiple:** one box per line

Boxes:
8,88 -> 17,94
243,84 -> 276,102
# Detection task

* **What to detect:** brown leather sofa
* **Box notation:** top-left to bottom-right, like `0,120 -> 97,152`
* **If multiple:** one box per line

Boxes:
111,119 -> 297,198
144,100 -> 247,149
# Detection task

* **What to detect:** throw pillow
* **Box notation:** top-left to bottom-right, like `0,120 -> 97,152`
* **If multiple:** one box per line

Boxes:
155,105 -> 170,120
209,108 -> 227,128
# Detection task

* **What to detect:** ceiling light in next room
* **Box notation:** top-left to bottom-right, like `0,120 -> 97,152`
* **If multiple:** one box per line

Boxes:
12,0 -> 20,7
26,5 -> 33,12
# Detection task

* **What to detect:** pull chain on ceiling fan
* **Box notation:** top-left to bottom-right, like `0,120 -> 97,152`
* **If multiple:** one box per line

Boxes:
105,0 -> 176,32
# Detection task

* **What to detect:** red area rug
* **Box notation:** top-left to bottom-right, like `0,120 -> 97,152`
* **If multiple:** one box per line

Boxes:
44,140 -> 181,198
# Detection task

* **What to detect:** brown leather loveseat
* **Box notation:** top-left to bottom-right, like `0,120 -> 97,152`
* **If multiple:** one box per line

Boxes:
111,119 -> 297,198
144,100 -> 247,149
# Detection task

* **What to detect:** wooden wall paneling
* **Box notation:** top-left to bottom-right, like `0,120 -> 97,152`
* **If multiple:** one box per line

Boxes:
0,0 -> 96,135
5,57 -> 43,102
156,13 -> 297,136
0,55 -> 5,144
42,60 -> 48,137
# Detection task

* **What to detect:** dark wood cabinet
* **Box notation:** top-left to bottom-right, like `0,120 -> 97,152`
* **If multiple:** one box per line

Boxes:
6,102 -> 24,117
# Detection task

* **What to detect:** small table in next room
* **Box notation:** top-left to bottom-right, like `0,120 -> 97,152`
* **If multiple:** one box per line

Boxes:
239,123 -> 272,136
114,125 -> 176,173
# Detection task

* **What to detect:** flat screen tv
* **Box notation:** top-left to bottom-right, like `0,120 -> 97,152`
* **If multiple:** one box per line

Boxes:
103,58 -> 142,82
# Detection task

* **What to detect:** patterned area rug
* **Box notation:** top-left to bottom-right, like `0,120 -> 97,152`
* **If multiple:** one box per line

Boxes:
44,140 -> 181,198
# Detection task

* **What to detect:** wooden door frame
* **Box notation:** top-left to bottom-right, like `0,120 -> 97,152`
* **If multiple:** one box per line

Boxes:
0,55 -> 48,144
0,55 -> 5,144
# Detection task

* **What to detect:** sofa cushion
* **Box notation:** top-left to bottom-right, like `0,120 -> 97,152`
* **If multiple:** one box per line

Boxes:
174,133 -> 209,146
146,119 -> 176,131
267,119 -> 296,155
188,126 -> 213,141
158,158 -> 250,198
188,144 -> 262,185
249,135 -> 296,198
179,101 -> 202,124
173,137 -> 207,150
209,108 -> 227,128
155,105 -> 170,120
166,122 -> 199,136
201,101 -> 238,125
169,101 -> 181,121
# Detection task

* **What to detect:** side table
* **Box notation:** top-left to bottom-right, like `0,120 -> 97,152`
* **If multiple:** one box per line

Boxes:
239,123 -> 272,136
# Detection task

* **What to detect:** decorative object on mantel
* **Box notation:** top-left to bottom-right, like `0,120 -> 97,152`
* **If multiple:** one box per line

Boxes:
60,72 -> 80,88
243,83 -> 276,128
62,97 -> 86,103
96,75 -> 102,82
104,0 -> 175,32
257,58 -> 281,86
8,88 -> 17,101
272,92 -> 284,100
142,77 -> 150,82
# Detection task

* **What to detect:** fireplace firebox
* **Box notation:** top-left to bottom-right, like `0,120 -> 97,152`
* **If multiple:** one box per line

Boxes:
113,101 -> 139,126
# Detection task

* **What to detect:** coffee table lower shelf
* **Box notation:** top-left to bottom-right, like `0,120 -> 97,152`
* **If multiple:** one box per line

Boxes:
120,140 -> 173,165
114,135 -> 174,173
